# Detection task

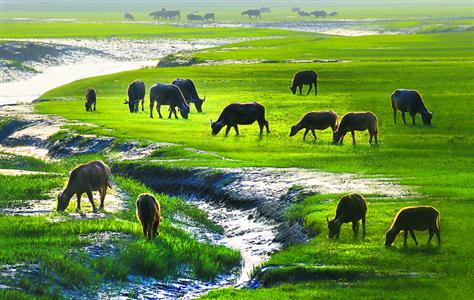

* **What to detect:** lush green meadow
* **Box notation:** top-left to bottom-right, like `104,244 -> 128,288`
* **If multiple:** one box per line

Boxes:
0,154 -> 240,298
33,28 -> 474,298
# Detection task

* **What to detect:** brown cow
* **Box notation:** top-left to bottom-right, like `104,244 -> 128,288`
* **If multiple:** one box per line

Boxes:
136,193 -> 163,240
385,206 -> 440,247
57,160 -> 111,213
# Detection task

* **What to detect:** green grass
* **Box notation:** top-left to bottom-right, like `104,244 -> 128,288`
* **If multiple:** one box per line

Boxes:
0,155 -> 240,298
34,30 -> 474,298
0,22 -> 302,39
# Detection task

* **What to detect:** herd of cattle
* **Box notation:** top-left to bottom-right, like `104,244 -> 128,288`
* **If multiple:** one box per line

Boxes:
123,6 -> 338,21
56,160 -> 441,247
85,69 -> 433,145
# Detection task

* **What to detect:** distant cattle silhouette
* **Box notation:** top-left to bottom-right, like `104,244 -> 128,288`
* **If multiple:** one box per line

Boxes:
298,11 -> 311,17
311,10 -> 327,18
124,12 -> 135,20
187,13 -> 203,21
291,7 -> 301,12
203,13 -> 215,21
328,11 -> 338,17
241,9 -> 262,19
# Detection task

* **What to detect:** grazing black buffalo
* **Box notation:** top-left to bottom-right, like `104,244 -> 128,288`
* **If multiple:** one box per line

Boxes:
136,193 -> 163,240
211,102 -> 269,136
85,88 -> 96,112
311,10 -> 327,18
290,111 -> 338,141
328,11 -> 338,17
327,193 -> 368,239
290,70 -> 318,95
149,83 -> 190,119
124,12 -> 135,20
333,112 -> 378,145
172,78 -> 205,112
187,14 -> 203,21
298,11 -> 311,17
124,80 -> 145,113
241,10 -> 262,19
391,89 -> 433,125
203,13 -> 215,21
291,7 -> 301,13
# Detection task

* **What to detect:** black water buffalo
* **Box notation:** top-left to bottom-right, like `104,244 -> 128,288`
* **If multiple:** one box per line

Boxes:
149,83 -> 190,119
124,12 -> 135,20
241,10 -> 262,19
57,160 -> 111,213
328,11 -> 338,17
290,111 -> 338,141
187,13 -> 203,21
85,88 -> 96,112
298,11 -> 311,17
136,193 -> 163,240
311,10 -> 327,18
333,112 -> 378,145
203,13 -> 215,21
124,80 -> 145,113
391,89 -> 433,125
211,102 -> 269,136
172,78 -> 205,112
385,206 -> 441,247
290,70 -> 318,95
291,7 -> 301,13
327,193 -> 368,239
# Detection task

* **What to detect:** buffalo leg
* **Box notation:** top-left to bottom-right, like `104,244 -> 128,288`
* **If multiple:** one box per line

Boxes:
99,186 -> 106,211
311,129 -> 317,140
173,107 -> 178,119
298,85 -> 302,95
393,109 -> 397,124
435,227 -> 441,246
374,132 -> 378,144
259,122 -> 264,135
315,81 -> 318,95
351,131 -> 356,145
141,98 -> 144,111
225,125 -> 231,136
307,83 -> 312,95
142,225 -> 148,239
149,100 -> 154,118
86,191 -> 97,213
303,129 -> 309,140
410,111 -> 416,125
93,102 -> 96,111
152,221 -> 159,239
157,105 -> 163,119
265,120 -> 270,133
362,215 -> 366,235
409,230 -> 418,245
76,193 -> 82,212
234,125 -> 239,136
403,230 -> 408,247
402,112 -> 407,124
352,221 -> 359,237
167,107 -> 173,119
369,133 -> 373,144
428,229 -> 434,244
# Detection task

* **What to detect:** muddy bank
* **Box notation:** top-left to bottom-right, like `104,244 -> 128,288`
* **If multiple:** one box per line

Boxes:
113,163 -> 412,248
